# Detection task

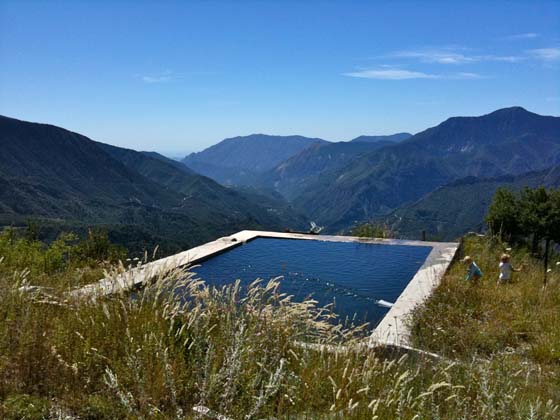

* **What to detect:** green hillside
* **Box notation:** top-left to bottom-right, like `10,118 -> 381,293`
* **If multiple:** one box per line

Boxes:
260,141 -> 394,199
381,166 -> 560,240
0,116 -> 306,254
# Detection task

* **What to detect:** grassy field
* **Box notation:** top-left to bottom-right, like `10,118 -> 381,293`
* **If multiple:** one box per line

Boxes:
411,234 -> 560,410
0,231 -> 558,419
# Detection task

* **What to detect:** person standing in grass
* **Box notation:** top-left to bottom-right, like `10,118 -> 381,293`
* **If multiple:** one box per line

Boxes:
462,256 -> 483,282
497,253 -> 522,285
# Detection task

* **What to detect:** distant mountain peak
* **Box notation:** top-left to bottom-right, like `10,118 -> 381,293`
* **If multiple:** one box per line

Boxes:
485,106 -> 536,117
222,133 -> 327,143
492,105 -> 527,112
428,106 -> 557,140
182,134 -> 328,184
443,107 -> 538,124
350,132 -> 412,143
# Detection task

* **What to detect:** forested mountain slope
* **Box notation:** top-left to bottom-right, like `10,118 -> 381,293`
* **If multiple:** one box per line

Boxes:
381,165 -> 560,240
292,107 -> 560,230
0,116 -> 306,253
182,134 -> 327,185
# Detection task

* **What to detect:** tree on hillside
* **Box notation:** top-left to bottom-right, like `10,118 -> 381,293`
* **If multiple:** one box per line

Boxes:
549,189 -> 560,241
485,188 -> 521,240
520,188 -> 560,282
519,187 -> 553,254
486,186 -> 560,284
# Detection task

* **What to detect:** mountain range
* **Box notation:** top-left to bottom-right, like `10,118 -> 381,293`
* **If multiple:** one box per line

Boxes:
182,107 -> 559,234
0,116 -> 306,254
182,134 -> 327,186
1,106 -> 558,250
280,107 -> 560,231
178,107 -> 559,236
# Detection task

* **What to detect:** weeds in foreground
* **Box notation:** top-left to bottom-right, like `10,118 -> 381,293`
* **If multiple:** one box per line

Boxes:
0,234 -> 558,419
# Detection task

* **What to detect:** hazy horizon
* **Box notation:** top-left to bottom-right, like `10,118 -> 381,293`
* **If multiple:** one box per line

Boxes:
1,0 -> 559,154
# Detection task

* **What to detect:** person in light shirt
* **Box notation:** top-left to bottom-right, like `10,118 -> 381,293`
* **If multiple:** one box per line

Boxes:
497,253 -> 523,285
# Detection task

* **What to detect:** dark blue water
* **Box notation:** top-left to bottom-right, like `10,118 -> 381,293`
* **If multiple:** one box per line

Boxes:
189,238 -> 432,328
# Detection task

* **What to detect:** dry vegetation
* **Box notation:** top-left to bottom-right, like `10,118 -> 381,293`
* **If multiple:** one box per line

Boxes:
411,235 -> 560,409
0,231 -> 558,419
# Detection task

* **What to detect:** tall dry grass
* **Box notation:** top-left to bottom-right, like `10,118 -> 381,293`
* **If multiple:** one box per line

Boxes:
411,234 -> 560,408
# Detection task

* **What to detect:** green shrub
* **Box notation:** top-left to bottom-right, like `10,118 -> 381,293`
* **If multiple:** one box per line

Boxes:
78,395 -> 127,420
2,394 -> 50,420
486,186 -> 560,249
350,223 -> 392,239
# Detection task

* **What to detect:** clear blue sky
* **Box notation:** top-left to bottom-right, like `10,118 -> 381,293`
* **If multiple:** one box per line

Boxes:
1,0 -> 559,155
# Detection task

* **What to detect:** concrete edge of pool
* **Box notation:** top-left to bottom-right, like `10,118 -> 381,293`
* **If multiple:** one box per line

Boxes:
72,230 -> 459,349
